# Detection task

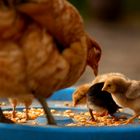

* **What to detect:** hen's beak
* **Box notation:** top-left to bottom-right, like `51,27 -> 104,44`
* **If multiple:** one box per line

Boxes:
93,64 -> 99,76
87,36 -> 101,76
87,50 -> 100,76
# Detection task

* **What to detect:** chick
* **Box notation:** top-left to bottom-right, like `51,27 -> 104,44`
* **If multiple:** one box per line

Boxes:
87,82 -> 120,121
9,94 -> 34,120
73,73 -> 127,106
102,76 -> 140,124
72,84 -> 91,106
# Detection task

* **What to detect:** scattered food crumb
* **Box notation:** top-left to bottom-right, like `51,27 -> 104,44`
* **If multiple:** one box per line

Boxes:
2,108 -> 137,126
0,102 -> 6,106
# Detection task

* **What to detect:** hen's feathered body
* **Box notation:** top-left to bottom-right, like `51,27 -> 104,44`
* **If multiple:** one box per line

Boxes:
0,0 -> 101,124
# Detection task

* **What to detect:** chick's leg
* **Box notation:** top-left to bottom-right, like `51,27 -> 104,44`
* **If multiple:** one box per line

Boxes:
89,109 -> 95,121
34,94 -> 56,125
124,114 -> 139,124
0,108 -> 14,123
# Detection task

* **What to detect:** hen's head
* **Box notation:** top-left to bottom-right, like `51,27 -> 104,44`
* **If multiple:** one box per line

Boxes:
87,36 -> 101,76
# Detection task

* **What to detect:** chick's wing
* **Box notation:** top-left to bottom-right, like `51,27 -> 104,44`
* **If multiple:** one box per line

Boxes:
125,80 -> 140,99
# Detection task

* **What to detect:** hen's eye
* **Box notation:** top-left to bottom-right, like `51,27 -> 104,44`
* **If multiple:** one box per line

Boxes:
107,84 -> 111,88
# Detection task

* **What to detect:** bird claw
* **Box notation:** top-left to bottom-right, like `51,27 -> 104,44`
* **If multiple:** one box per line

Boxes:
112,116 -> 119,121
123,119 -> 134,125
88,116 -> 96,122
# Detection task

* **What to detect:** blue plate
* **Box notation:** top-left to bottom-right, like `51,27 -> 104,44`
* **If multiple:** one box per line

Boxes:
0,87 -> 140,140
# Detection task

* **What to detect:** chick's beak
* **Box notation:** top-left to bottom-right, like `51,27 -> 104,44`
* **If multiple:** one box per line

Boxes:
102,86 -> 107,91
73,103 -> 77,107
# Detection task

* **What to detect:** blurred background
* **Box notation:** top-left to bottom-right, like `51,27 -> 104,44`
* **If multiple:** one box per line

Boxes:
68,0 -> 140,86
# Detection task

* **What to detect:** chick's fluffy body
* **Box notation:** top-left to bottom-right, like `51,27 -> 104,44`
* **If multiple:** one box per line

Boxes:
92,73 -> 127,84
87,82 -> 120,115
103,76 -> 140,114
72,84 -> 91,106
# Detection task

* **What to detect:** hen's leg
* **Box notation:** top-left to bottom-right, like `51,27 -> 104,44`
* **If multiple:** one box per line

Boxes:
24,103 -> 29,120
11,100 -> 17,118
34,94 -> 56,125
12,104 -> 16,118
0,108 -> 14,123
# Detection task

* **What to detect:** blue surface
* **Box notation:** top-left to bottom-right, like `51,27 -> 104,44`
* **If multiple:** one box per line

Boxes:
0,123 -> 140,140
0,87 -> 140,140
48,87 -> 76,101
36,115 -> 74,126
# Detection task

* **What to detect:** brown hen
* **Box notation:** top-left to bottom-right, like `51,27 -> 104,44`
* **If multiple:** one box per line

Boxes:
0,0 -> 101,125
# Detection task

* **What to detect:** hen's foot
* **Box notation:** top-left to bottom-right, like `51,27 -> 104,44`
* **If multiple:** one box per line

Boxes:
0,116 -> 14,124
0,108 -> 14,124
